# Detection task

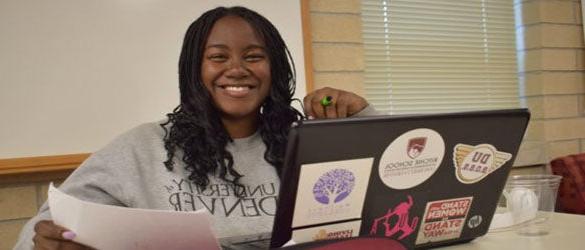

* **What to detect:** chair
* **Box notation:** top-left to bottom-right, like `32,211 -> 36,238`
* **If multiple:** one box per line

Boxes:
550,153 -> 585,214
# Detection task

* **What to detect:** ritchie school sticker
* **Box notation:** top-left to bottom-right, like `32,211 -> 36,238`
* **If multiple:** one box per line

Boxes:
452,144 -> 512,184
378,128 -> 445,190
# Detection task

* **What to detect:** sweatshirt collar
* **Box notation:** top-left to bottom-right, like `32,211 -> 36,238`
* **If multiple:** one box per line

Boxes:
227,130 -> 263,152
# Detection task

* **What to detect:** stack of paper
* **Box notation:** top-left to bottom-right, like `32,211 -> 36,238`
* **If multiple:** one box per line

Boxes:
48,184 -> 220,250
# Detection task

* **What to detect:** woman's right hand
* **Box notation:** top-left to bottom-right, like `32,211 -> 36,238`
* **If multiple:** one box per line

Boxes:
33,220 -> 93,250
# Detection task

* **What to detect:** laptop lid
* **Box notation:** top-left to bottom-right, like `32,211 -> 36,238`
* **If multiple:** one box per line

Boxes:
270,108 -> 530,249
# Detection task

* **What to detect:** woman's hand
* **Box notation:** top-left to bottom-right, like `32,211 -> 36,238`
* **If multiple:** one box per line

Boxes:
303,87 -> 368,119
33,220 -> 93,250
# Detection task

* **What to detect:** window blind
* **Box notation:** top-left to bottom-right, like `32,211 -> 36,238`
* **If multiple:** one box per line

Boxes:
361,0 -> 520,115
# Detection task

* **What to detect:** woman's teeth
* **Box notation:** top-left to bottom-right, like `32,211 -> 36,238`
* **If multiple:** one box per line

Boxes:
224,86 -> 249,91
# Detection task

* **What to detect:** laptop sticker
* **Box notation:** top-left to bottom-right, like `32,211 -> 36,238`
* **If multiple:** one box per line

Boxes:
292,158 -> 374,228
415,197 -> 473,245
453,144 -> 512,184
467,215 -> 482,229
369,195 -> 420,240
378,128 -> 445,189
291,220 -> 361,244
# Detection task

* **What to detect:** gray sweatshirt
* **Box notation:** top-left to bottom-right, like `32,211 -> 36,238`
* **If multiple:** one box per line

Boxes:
14,105 -> 379,249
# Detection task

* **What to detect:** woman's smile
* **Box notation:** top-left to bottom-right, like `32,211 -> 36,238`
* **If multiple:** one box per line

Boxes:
215,83 -> 257,98
201,15 -> 271,122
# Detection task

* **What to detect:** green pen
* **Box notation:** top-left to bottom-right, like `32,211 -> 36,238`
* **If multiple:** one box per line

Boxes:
321,96 -> 333,107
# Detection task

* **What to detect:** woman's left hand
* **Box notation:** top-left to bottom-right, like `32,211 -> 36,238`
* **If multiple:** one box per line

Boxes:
303,87 -> 368,119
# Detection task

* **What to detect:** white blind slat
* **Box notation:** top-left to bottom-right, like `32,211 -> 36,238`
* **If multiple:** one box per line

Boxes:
361,0 -> 519,115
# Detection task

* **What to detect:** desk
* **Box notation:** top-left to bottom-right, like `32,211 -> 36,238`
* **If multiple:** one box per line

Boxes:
438,212 -> 585,250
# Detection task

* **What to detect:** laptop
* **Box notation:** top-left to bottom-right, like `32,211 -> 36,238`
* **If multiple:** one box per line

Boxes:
221,108 -> 530,249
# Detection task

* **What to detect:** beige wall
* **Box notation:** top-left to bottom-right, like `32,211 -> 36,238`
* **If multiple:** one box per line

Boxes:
0,181 -> 59,249
517,0 -> 585,165
2,0 -> 584,247
309,0 -> 365,96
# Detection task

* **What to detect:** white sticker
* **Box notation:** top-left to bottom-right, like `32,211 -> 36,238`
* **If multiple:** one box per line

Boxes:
378,128 -> 445,189
453,144 -> 512,184
292,220 -> 361,244
291,158 -> 373,228
415,197 -> 473,245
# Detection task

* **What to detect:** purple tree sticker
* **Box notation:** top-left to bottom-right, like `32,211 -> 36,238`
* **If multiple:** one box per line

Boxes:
313,169 -> 356,204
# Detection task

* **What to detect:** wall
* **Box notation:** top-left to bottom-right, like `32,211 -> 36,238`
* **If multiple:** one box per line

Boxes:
517,0 -> 585,164
0,181 -> 58,250
308,0 -> 365,97
0,0 -> 306,159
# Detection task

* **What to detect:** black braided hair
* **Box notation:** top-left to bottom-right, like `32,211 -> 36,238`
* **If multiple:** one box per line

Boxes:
161,6 -> 304,191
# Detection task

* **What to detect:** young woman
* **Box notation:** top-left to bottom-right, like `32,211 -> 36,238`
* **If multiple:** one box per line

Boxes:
15,6 -> 376,249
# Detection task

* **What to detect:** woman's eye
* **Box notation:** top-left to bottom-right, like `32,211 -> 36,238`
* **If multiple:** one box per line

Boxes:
208,54 -> 227,61
245,54 -> 265,62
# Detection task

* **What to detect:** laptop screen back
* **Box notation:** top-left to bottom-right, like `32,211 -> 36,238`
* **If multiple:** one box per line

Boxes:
270,109 -> 530,249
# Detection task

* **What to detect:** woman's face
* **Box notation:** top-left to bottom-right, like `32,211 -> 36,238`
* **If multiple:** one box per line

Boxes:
201,15 -> 271,122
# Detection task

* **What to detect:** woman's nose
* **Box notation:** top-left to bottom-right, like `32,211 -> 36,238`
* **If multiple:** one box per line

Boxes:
225,58 -> 249,78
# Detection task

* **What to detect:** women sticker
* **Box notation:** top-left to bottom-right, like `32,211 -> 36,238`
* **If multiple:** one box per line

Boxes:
415,197 -> 473,245
378,128 -> 445,189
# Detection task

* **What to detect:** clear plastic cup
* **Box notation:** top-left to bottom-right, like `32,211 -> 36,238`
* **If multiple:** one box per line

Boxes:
502,174 -> 562,236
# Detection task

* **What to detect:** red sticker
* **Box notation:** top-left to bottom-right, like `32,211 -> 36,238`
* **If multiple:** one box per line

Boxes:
415,197 -> 473,245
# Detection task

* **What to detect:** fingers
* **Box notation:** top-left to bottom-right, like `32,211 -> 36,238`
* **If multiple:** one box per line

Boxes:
33,220 -> 90,250
303,94 -> 315,119
303,89 -> 330,119
34,220 -> 72,240
335,94 -> 349,118
33,235 -> 82,250
304,87 -> 368,119
323,93 -> 340,119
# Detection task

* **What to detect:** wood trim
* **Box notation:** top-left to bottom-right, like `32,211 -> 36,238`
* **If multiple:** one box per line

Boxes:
300,0 -> 315,92
0,153 -> 89,176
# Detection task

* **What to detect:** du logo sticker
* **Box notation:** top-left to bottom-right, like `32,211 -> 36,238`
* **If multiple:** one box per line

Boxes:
453,144 -> 512,184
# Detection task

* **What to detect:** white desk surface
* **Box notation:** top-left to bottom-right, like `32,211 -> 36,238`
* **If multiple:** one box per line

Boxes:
437,212 -> 585,250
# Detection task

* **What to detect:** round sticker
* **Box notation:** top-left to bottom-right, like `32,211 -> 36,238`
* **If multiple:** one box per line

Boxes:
468,215 -> 483,229
378,128 -> 445,189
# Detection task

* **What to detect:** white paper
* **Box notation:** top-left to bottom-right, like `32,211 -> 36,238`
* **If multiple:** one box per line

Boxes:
282,239 -> 297,247
48,183 -> 220,250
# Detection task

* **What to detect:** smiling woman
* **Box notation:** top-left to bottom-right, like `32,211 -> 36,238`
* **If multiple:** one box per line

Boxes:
12,4 -> 375,250
201,15 -> 273,136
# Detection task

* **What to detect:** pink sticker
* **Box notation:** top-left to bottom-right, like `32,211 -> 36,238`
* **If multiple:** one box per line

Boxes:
370,195 -> 419,240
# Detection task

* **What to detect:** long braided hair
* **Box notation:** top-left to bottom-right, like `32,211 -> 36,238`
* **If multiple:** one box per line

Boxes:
161,6 -> 303,190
